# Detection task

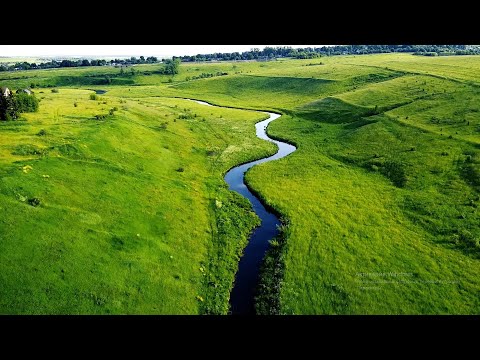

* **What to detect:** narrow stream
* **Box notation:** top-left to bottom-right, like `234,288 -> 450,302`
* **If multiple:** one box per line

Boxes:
192,99 -> 296,315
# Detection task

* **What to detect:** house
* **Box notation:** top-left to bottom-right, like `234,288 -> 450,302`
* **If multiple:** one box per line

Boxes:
1,86 -> 11,98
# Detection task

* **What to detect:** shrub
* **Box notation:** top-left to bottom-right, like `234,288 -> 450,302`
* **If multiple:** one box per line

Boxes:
176,167 -> 184,172
37,129 -> 47,136
74,102 -> 78,107
382,161 -> 407,187
27,197 -> 41,207
90,94 -> 98,101
452,229 -> 480,250
51,89 -> 59,93
14,93 -> 39,113
12,144 -> 46,156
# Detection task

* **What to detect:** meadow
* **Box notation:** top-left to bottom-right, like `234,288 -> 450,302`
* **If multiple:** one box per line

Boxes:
1,53 -> 479,314
0,87 -> 274,314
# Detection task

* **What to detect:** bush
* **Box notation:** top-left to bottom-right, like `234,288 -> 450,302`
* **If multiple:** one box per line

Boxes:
37,129 -> 47,136
176,167 -> 184,172
90,94 -> 98,101
382,161 -> 407,187
14,93 -> 39,113
27,197 -> 41,207
12,144 -> 46,156
51,89 -> 59,93
452,229 -> 480,251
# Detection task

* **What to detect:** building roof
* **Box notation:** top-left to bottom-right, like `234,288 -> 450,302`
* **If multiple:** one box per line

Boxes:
1,86 -> 11,97
16,88 -> 32,95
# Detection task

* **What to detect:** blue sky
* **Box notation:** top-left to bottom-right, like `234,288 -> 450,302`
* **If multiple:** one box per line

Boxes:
0,45 -> 326,58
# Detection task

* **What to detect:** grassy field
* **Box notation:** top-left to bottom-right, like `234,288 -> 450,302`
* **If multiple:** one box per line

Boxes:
0,87 -> 274,314
1,53 -> 480,314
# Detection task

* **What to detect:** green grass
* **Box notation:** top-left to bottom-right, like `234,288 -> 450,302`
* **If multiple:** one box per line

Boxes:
2,53 -> 480,314
255,110 -> 480,314
246,57 -> 480,314
0,88 -> 273,314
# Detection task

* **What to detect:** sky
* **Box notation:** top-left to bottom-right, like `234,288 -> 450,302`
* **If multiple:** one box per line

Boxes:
0,45 -> 325,58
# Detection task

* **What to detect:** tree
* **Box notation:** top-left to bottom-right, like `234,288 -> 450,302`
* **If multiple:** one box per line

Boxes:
0,92 -> 18,120
14,93 -> 39,113
164,58 -> 181,75
1,90 -> 40,121
60,59 -> 74,67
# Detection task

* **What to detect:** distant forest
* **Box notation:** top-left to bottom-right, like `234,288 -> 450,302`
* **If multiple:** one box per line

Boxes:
0,56 -> 160,72
177,45 -> 480,62
1,45 -> 479,73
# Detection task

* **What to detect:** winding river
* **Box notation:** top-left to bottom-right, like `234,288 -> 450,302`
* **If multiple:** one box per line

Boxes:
192,100 -> 296,315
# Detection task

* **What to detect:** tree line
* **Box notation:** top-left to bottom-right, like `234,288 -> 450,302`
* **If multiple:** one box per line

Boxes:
0,56 -> 160,72
176,45 -> 480,62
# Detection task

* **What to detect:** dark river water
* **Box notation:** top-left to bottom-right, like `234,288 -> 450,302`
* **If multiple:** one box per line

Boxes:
192,100 -> 296,315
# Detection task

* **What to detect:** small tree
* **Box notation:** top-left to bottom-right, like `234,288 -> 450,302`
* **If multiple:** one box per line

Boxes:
0,92 -> 18,120
164,58 -> 181,75
1,91 -> 38,120
15,93 -> 39,113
